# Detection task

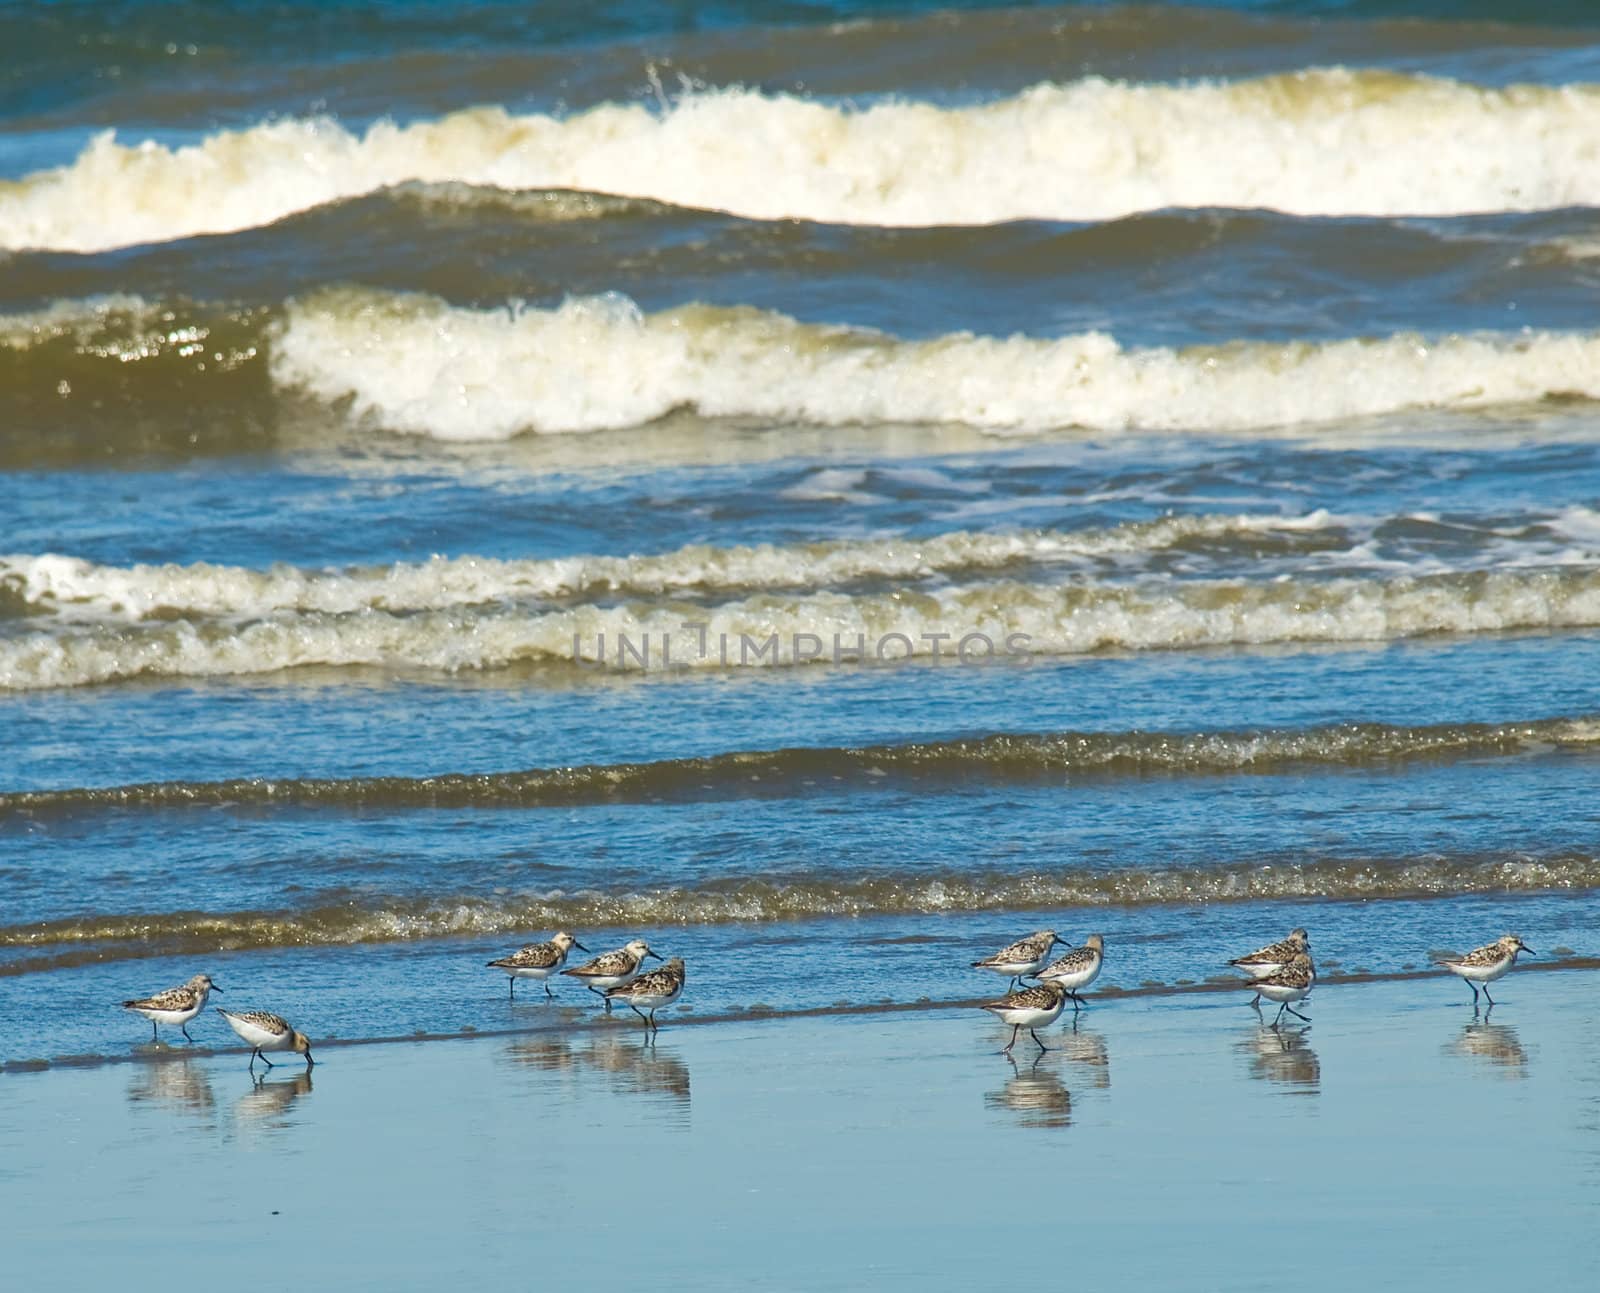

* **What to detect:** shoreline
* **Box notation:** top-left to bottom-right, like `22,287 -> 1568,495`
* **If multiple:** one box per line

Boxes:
9,954 -> 1593,1076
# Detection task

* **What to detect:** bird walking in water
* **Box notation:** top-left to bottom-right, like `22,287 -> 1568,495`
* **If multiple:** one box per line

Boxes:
1250,952 -> 1315,1028
972,931 -> 1067,990
217,1009 -> 315,1071
561,939 -> 663,1009
605,957 -> 686,1032
980,980 -> 1069,1054
1436,935 -> 1533,1008
1229,928 -> 1309,1006
1038,933 -> 1104,1009
486,931 -> 589,999
121,973 -> 220,1043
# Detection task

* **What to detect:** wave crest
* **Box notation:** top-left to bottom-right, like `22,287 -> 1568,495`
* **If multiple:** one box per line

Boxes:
6,69 -> 1600,251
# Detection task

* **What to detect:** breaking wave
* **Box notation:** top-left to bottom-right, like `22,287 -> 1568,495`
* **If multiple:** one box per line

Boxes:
4,567 -> 1600,689
6,69 -> 1600,251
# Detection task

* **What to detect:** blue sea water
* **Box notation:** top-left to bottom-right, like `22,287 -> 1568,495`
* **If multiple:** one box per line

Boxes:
2,0 -> 1600,1074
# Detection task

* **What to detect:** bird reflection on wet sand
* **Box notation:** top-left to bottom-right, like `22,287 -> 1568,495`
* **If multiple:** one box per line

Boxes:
1445,1012 -> 1529,1077
126,1059 -> 216,1122
581,1035 -> 690,1107
501,1031 -> 689,1111
1053,1017 -> 1110,1091
986,1054 -> 1072,1128
1239,1024 -> 1320,1094
235,1070 -> 314,1128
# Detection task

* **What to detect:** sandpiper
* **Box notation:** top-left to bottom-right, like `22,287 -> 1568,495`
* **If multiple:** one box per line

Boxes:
121,973 -> 220,1043
1251,951 -> 1315,1028
562,939 -> 662,1009
972,931 -> 1067,989
1038,933 -> 1104,1008
217,1009 -> 315,1070
1230,927 -> 1309,1006
487,931 -> 589,999
605,957 -> 686,1032
980,980 -> 1069,1054
1436,935 -> 1533,1007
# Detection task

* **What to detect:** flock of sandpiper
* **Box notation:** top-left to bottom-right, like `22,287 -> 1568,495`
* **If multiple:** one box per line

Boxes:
119,926 -> 1534,1067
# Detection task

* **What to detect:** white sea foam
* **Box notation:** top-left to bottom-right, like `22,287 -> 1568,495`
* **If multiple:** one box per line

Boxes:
4,568 -> 1598,690
6,69 -> 1600,251
268,288 -> 1600,440
0,512 -> 1336,623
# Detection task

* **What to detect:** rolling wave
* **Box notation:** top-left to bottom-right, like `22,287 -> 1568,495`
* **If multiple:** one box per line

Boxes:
0,512 -> 1340,622
4,567 -> 1600,689
270,289 -> 1600,440
3,850 -> 1595,972
10,289 -> 1600,442
3,717 -> 1597,815
6,69 -> 1600,251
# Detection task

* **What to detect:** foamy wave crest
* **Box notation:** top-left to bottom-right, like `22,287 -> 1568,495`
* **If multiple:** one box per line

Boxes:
4,568 -> 1600,689
271,289 -> 1600,440
3,852 -> 1594,970
6,69 -> 1600,251
5,717 -> 1596,815
0,512 -> 1332,622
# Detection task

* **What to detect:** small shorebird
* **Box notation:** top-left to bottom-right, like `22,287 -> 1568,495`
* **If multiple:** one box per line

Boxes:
1229,927 -> 1309,1004
121,973 -> 220,1042
981,980 -> 1069,1054
486,931 -> 589,999
972,931 -> 1067,989
1038,933 -> 1104,1008
562,939 -> 663,1009
1436,935 -> 1533,1007
217,1009 -> 315,1071
605,957 -> 686,1032
1252,952 -> 1315,1028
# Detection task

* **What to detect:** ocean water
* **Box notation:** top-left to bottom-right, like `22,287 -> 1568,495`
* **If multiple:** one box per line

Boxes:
4,0 -> 1600,1064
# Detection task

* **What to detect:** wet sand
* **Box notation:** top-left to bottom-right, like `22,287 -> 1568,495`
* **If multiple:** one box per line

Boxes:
5,970 -> 1596,1289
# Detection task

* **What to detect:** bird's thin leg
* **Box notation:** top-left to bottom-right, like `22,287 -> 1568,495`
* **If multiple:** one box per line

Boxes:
260,1051 -> 275,1068
1285,1004 -> 1310,1022
508,977 -> 515,1000
628,1004 -> 649,1029
1030,1029 -> 1049,1053
1482,984 -> 1496,1008
1003,1024 -> 1020,1054
543,981 -> 554,1000
182,1023 -> 195,1043
150,1021 -> 159,1042
1271,1002 -> 1287,1028
248,1049 -> 259,1071
648,1010 -> 659,1033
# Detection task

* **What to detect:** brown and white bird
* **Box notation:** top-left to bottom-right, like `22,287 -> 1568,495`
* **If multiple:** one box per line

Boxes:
1038,934 -> 1105,1008
217,1009 -> 315,1071
1230,927 -> 1309,1006
562,939 -> 663,1009
1250,951 -> 1315,1028
486,931 -> 589,999
604,957 -> 686,1032
981,980 -> 1069,1054
121,973 -> 220,1043
1436,935 -> 1533,1008
972,931 -> 1068,990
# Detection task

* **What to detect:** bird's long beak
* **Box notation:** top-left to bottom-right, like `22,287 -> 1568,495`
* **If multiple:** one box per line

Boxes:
211,984 -> 223,993
573,941 -> 590,953
1521,946 -> 1535,956
646,949 -> 664,961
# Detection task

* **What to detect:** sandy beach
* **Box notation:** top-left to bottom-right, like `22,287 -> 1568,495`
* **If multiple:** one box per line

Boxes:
6,968 -> 1595,1289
